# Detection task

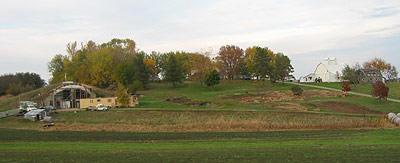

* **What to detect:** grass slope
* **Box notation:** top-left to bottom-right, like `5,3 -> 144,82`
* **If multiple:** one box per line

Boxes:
0,84 -> 58,112
303,82 -> 400,100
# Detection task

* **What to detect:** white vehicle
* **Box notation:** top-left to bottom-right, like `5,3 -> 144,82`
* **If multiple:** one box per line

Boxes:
95,104 -> 109,111
26,105 -> 37,112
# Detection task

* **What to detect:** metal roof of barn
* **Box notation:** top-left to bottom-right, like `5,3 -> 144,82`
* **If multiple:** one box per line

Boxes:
25,109 -> 45,116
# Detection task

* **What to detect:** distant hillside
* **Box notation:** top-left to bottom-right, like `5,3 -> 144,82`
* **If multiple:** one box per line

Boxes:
0,83 -> 116,112
0,84 -> 58,112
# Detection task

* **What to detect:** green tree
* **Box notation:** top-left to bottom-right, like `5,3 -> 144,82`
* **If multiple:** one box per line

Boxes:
204,70 -> 220,87
239,61 -> 250,80
254,47 -> 274,85
6,83 -> 23,96
342,65 -> 357,84
274,53 -> 294,85
114,62 -> 134,86
48,54 -> 66,84
115,83 -> 129,107
132,52 -> 151,89
87,47 -> 114,87
165,52 -> 186,86
127,80 -> 143,94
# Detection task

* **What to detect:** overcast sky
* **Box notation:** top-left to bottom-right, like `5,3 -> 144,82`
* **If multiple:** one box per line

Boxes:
1,0 -> 400,82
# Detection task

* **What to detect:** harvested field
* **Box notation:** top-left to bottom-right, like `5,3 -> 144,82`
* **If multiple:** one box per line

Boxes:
309,101 -> 383,114
223,90 -> 342,104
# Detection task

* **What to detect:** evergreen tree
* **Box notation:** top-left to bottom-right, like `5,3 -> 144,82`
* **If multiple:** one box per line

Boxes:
165,53 -> 185,86
204,70 -> 220,87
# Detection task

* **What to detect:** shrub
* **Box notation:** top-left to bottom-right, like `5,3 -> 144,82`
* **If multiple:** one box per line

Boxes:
371,81 -> 389,100
342,81 -> 351,92
204,70 -> 220,87
291,86 -> 303,95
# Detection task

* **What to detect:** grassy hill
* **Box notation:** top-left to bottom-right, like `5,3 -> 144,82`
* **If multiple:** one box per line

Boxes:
1,80 -> 398,132
0,84 -> 58,112
1,80 -> 399,162
303,82 -> 400,100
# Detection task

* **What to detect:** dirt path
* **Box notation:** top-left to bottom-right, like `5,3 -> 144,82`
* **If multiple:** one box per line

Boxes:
289,82 -> 400,103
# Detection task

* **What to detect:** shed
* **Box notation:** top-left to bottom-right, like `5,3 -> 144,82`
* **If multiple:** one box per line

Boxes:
80,95 -> 139,109
24,109 -> 46,121
356,69 -> 384,84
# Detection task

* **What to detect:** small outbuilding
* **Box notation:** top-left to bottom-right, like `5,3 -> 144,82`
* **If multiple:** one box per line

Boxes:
79,95 -> 139,109
24,109 -> 47,121
356,69 -> 384,84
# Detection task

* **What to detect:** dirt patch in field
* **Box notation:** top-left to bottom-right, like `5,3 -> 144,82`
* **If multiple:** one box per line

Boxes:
166,96 -> 211,106
223,90 -> 342,104
270,103 -> 309,111
308,101 -> 382,114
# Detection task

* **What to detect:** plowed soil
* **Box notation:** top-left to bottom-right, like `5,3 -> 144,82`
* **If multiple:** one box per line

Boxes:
309,101 -> 382,114
223,90 -> 342,104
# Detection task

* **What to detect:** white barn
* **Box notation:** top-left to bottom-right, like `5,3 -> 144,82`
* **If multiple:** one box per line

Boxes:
302,57 -> 345,83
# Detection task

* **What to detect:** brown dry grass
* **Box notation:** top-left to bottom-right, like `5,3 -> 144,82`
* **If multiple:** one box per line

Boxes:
45,114 -> 386,132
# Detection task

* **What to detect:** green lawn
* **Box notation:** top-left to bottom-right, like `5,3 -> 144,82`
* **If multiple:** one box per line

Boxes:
0,128 -> 399,162
303,82 -> 400,100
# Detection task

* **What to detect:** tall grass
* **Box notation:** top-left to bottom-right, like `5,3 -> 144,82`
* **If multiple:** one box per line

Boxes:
40,110 -> 386,132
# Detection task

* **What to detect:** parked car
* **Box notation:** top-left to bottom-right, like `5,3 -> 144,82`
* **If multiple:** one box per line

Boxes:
42,106 -> 57,111
26,105 -> 37,112
95,104 -> 109,111
241,75 -> 251,80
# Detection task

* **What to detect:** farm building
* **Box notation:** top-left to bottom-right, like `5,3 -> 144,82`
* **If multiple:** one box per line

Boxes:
24,109 -> 47,121
356,69 -> 384,84
80,95 -> 139,109
44,81 -> 93,109
302,57 -> 345,82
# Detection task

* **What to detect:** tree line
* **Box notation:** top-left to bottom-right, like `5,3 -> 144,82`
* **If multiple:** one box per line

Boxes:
0,72 -> 45,96
48,38 -> 294,93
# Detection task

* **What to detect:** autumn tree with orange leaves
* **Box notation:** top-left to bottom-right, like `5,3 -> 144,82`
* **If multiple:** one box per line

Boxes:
189,53 -> 212,87
216,45 -> 244,82
363,58 -> 398,80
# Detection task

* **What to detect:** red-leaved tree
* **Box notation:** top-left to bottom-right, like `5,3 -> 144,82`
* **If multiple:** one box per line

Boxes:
342,81 -> 351,92
341,81 -> 351,97
371,81 -> 389,100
